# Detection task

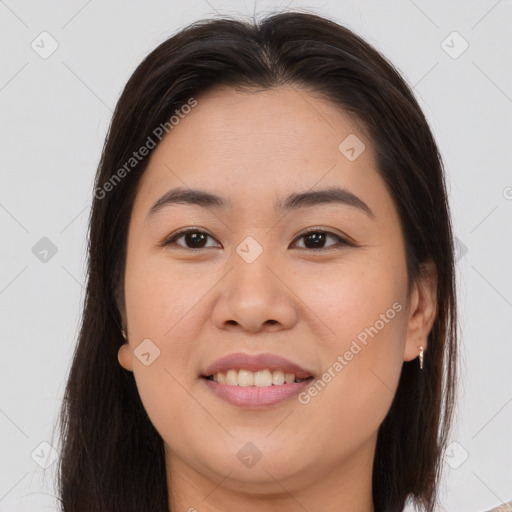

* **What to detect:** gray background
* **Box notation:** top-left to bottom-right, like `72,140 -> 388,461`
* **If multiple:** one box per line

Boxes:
1,1 -> 511,510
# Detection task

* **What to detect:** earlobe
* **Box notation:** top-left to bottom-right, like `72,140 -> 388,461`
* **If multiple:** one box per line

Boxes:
118,343 -> 133,371
403,260 -> 438,363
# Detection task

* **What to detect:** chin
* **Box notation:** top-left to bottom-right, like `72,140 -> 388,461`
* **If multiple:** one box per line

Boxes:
195,441 -> 313,489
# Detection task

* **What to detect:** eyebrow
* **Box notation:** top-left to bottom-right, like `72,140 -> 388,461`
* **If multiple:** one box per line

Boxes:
146,186 -> 374,220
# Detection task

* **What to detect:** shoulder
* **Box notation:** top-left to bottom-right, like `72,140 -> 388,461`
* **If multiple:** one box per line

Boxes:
484,502 -> 512,512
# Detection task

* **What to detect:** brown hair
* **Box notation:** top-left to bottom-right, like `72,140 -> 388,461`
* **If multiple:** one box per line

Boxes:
56,10 -> 458,512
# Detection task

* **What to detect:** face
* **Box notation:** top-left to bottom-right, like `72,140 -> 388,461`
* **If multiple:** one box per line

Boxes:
118,85 -> 436,499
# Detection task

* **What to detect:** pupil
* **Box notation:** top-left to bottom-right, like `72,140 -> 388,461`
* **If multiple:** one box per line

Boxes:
186,232 -> 207,248
305,232 -> 325,249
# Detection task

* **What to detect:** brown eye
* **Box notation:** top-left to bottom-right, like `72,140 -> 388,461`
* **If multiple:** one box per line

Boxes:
164,230 -> 221,250
292,230 -> 350,251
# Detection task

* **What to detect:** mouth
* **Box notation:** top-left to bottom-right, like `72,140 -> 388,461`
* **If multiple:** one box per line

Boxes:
203,369 -> 313,386
200,352 -> 315,408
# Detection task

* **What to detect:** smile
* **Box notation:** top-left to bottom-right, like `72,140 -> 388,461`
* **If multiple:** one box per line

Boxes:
205,369 -> 311,386
201,352 -> 315,407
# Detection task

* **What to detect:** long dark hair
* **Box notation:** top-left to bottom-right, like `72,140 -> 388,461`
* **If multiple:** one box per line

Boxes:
55,10 -> 458,512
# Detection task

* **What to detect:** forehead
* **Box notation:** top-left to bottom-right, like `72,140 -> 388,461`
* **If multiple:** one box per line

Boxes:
132,85 -> 391,222
159,85 -> 368,168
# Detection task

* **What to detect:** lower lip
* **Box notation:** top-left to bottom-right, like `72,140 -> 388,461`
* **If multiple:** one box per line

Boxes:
202,378 -> 312,408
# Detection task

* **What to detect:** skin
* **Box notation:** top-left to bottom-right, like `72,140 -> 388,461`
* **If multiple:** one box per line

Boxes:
117,85 -> 437,512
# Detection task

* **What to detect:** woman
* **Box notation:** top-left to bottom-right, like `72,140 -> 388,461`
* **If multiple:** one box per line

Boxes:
56,10 -> 460,512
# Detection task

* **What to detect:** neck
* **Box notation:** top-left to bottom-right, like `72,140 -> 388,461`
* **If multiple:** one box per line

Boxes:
165,436 -> 376,512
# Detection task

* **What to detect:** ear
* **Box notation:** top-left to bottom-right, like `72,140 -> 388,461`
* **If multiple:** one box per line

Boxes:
118,343 -> 133,372
403,259 -> 438,363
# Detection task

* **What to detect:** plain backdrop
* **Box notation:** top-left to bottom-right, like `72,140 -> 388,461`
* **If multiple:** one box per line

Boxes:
1,1 -> 511,511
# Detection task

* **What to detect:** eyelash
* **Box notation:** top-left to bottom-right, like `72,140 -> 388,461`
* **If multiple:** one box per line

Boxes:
161,227 -> 353,253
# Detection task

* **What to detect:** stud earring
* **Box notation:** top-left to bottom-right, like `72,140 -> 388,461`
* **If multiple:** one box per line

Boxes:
419,346 -> 424,370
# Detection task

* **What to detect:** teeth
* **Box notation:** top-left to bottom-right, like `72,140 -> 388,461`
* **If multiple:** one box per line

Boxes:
208,369 -> 309,387
254,369 -> 272,387
226,369 -> 238,386
238,369 -> 254,387
284,372 -> 295,384
272,370 -> 285,385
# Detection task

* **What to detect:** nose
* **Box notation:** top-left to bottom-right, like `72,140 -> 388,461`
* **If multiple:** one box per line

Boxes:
210,247 -> 299,334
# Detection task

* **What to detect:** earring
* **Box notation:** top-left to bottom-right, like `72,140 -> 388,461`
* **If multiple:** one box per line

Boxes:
419,346 -> 424,370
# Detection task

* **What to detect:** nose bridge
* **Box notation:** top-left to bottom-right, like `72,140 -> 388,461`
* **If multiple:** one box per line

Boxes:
230,235 -> 281,303
211,234 -> 299,332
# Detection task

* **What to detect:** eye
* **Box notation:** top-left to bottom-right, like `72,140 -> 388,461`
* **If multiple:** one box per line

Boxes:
291,228 -> 351,251
161,227 -> 352,252
163,229 -> 221,250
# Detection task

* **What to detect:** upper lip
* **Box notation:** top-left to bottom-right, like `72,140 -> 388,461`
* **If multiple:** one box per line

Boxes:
202,352 -> 314,380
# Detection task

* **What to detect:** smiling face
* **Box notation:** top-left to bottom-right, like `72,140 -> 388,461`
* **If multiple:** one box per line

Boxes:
117,85 -> 437,508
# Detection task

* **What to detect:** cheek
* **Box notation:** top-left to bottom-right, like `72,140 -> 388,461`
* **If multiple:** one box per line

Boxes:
123,253 -> 215,447
288,253 -> 407,439
123,246 -> 204,385
290,249 -> 407,347
124,247 -> 211,342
